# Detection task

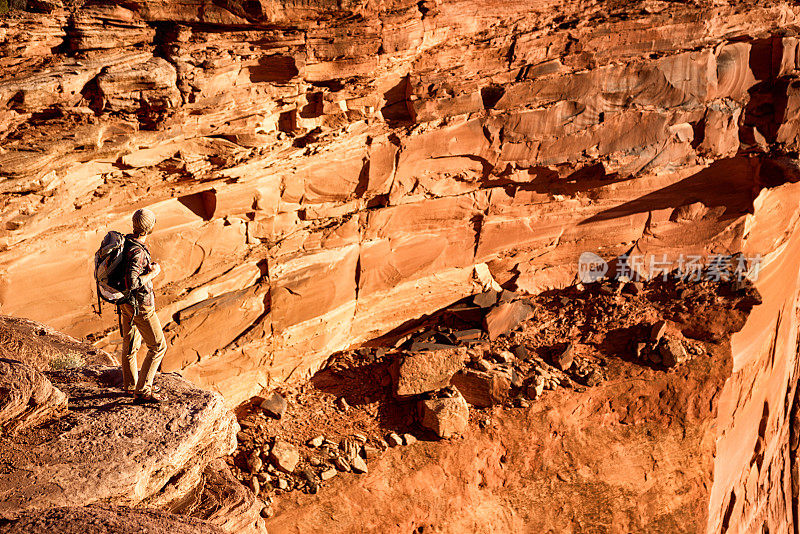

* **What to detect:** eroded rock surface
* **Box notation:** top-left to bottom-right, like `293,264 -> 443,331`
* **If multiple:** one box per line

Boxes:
0,358 -> 67,435
2,0 -> 800,411
0,315 -> 114,371
178,459 -> 267,534
0,366 -> 237,517
0,505 -> 224,534
2,0 -> 800,532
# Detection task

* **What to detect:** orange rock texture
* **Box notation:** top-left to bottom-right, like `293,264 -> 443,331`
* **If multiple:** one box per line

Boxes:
1,0 -> 800,531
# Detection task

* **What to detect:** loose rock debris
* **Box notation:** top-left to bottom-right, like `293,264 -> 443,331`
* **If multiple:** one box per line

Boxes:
229,274 -> 761,512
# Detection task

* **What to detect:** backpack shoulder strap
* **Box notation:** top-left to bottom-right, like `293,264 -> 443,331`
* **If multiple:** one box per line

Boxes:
124,236 -> 150,260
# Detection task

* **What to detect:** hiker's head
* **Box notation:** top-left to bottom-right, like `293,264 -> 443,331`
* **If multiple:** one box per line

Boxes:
132,208 -> 156,237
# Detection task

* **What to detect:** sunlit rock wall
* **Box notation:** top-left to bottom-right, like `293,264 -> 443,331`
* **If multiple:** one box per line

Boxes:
2,2 -> 800,530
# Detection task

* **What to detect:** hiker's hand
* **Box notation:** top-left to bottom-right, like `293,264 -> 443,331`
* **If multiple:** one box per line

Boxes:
149,263 -> 161,277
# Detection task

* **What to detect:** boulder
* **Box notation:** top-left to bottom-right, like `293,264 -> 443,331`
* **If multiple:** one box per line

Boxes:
512,344 -> 528,360
300,469 -> 320,492
473,291 -> 498,308
260,392 -> 287,419
339,437 -> 361,465
350,455 -> 369,474
475,359 -> 493,372
526,375 -> 546,399
484,301 -> 534,340
659,336 -> 689,367
269,441 -> 300,473
0,366 -> 237,516
246,451 -> 263,473
419,390 -> 470,438
391,347 -> 466,398
386,433 -> 403,447
0,358 -> 67,435
473,263 -> 502,292
450,369 -> 511,407
554,343 -> 575,371
182,459 -> 268,534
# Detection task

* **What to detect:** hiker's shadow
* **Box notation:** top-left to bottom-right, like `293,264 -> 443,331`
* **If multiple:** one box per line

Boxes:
68,398 -> 125,411
70,392 -> 121,402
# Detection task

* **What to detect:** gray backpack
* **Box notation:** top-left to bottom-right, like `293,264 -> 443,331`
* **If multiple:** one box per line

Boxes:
93,231 -> 142,312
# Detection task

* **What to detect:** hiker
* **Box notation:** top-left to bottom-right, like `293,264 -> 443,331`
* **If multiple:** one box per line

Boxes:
118,208 -> 167,403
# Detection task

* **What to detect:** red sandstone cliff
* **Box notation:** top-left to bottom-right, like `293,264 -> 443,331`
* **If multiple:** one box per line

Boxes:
1,0 -> 800,532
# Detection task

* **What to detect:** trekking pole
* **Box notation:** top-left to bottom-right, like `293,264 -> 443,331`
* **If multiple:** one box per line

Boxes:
96,282 -> 103,317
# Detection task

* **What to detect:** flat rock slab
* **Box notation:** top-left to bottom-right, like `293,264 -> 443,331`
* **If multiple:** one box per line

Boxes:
408,341 -> 457,352
0,505 -> 223,534
0,358 -> 67,435
555,343 -> 575,371
483,301 -> 534,340
453,329 -> 483,342
0,366 -> 237,517
270,440 -> 300,473
472,291 -> 498,308
392,347 -> 467,398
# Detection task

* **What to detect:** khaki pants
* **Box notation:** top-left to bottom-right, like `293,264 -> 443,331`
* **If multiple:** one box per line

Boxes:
119,303 -> 167,395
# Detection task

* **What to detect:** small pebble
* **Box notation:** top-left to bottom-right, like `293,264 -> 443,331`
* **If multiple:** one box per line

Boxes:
336,397 -> 351,412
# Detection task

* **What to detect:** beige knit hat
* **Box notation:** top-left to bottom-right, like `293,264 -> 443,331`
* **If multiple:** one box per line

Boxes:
132,208 -> 157,236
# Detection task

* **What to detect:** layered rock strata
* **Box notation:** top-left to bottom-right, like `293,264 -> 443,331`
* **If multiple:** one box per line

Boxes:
1,0 -> 799,406
0,358 -> 67,435
1,0 -> 800,532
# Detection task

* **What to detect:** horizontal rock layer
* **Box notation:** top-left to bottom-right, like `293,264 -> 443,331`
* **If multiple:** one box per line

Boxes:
1,1 -> 800,532
2,0 -> 799,403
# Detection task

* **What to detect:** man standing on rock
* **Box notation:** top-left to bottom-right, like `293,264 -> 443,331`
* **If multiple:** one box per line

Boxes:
120,208 -> 167,403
